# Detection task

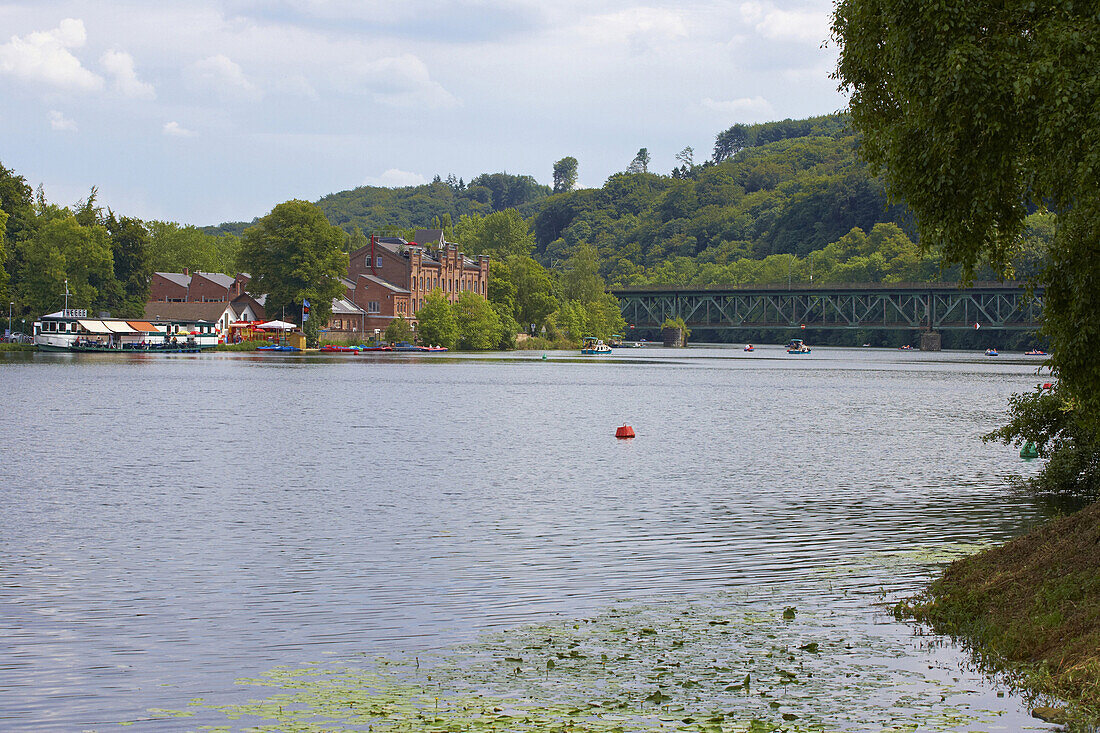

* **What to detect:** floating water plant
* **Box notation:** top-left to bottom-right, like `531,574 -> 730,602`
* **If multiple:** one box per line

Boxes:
141,586 -> 1040,732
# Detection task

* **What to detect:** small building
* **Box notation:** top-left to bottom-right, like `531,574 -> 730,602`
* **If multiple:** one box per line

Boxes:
325,297 -> 367,340
150,272 -> 191,302
143,299 -> 262,339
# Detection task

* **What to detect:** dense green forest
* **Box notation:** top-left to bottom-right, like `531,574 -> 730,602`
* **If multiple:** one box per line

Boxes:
205,113 -> 1048,291
2,113 -> 1049,346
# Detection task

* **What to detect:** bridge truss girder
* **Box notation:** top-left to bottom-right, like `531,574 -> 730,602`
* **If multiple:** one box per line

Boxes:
613,287 -> 1043,331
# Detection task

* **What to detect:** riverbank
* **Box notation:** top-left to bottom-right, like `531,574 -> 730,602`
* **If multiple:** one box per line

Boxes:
897,501 -> 1100,725
0,343 -> 35,352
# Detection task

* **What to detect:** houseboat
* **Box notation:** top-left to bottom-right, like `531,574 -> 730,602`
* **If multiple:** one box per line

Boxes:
34,309 -> 219,352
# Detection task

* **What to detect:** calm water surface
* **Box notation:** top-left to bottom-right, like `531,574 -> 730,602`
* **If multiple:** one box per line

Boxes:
0,345 -> 1054,730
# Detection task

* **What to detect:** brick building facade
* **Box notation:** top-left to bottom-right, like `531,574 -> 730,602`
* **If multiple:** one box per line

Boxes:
346,229 -> 490,317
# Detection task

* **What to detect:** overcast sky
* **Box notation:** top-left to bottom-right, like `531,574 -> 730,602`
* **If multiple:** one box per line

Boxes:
0,1 -> 846,226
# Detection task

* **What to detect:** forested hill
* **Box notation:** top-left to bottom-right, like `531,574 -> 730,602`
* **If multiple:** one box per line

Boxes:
203,172 -> 551,239
203,114 -> 1048,287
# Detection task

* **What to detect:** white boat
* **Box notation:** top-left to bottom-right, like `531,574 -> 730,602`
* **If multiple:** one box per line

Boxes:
34,309 -> 219,352
581,336 -> 612,354
786,338 -> 811,354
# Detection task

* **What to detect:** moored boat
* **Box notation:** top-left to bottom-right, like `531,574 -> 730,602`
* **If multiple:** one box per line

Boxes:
34,309 -> 217,352
581,336 -> 612,354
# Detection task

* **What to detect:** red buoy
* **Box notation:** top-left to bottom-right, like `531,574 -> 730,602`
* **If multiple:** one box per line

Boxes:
615,425 -> 635,439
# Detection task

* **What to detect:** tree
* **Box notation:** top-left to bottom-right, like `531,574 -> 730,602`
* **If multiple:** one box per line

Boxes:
384,318 -> 413,344
675,146 -> 694,169
561,243 -> 604,303
106,214 -> 152,317
147,221 -> 240,273
415,289 -> 457,348
832,0 -> 1100,494
553,156 -> 578,194
714,124 -> 748,162
628,148 -> 651,174
454,291 -> 503,350
0,208 -> 8,305
17,215 -> 114,316
237,200 -> 348,347
458,209 -> 535,258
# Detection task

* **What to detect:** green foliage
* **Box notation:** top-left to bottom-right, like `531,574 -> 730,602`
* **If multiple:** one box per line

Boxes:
0,208 -> 8,304
552,156 -> 578,194
456,209 -> 535,258
415,289 -> 457,349
147,221 -> 240,273
984,387 -> 1100,503
237,200 -> 348,347
17,215 -> 114,316
454,291 -> 503,350
105,214 -> 152,317
384,318 -> 413,344
833,0 -> 1100,490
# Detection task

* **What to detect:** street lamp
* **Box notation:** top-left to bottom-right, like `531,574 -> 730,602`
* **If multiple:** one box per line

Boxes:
7,301 -> 11,339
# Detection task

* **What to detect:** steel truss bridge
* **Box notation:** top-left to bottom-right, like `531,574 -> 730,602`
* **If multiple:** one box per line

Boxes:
611,283 -> 1043,332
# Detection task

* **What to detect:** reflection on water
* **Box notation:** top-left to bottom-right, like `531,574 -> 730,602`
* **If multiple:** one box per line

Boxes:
0,346 -> 1053,730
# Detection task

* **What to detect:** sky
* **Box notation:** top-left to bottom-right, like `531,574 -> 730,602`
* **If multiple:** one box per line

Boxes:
0,1 -> 847,226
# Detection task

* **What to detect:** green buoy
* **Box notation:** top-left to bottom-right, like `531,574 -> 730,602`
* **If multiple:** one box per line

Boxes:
542,353 -> 547,360
1020,442 -> 1039,460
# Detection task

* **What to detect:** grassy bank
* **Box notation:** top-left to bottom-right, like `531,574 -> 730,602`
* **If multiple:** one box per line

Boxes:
897,502 -> 1100,724
0,343 -> 35,352
209,340 -> 270,352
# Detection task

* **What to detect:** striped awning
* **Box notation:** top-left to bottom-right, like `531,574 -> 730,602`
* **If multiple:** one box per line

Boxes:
78,319 -> 111,334
103,321 -> 136,333
127,321 -> 164,333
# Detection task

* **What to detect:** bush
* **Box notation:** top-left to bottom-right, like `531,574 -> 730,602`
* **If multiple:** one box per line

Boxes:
984,386 -> 1100,503
384,319 -> 414,344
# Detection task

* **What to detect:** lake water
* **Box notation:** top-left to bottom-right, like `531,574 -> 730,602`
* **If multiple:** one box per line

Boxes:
0,345 -> 1057,731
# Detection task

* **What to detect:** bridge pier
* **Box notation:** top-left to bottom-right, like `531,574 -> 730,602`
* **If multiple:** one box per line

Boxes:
920,331 -> 942,351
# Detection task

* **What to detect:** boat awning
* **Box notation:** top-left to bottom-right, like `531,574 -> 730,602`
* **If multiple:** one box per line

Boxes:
78,319 -> 111,334
127,321 -> 164,333
103,321 -> 136,333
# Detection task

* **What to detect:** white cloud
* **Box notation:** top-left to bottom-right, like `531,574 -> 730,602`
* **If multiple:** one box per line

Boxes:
583,7 -> 689,38
739,2 -> 829,43
100,49 -> 155,99
187,54 -> 261,99
702,96 -> 775,120
347,54 -> 458,108
48,110 -> 77,131
163,121 -> 195,137
364,168 -> 427,187
0,18 -> 104,92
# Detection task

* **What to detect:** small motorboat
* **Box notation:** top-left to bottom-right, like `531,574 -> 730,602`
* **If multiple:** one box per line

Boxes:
257,344 -> 301,352
786,339 -> 811,354
581,336 -> 612,355
744,344 -> 754,352
899,344 -> 914,350
985,348 -> 999,356
319,344 -> 359,353
1025,349 -> 1047,356
360,344 -> 393,352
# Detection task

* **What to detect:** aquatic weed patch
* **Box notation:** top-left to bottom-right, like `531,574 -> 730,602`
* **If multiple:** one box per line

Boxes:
146,592 -> 1031,732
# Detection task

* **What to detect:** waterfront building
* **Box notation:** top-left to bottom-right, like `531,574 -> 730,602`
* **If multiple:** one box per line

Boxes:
143,299 -> 263,336
150,270 -> 251,303
346,229 -> 490,317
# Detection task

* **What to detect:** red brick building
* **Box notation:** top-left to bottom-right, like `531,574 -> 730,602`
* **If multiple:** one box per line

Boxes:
150,270 -> 251,303
347,229 -> 490,317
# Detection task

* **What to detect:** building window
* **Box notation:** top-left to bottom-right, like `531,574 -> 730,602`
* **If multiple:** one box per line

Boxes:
367,301 -> 380,313
334,319 -> 343,329
376,256 -> 383,268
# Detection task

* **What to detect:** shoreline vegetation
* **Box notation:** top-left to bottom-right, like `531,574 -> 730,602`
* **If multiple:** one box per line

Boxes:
896,502 -> 1100,726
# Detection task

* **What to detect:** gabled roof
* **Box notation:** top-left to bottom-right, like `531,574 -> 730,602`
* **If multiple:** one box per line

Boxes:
331,297 -> 365,315
155,272 -> 191,287
143,301 -> 236,322
339,276 -> 356,290
411,229 -> 444,247
357,273 -> 410,294
192,272 -> 236,289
